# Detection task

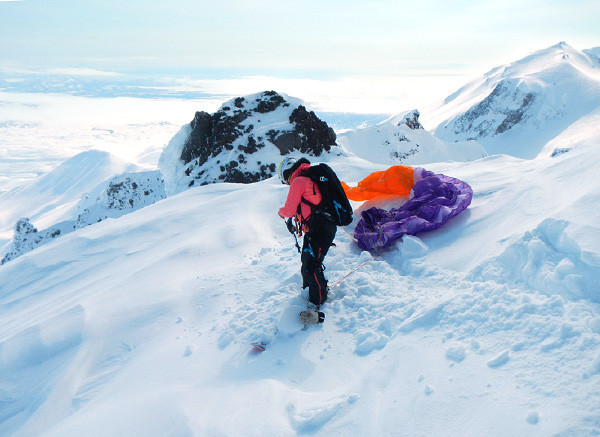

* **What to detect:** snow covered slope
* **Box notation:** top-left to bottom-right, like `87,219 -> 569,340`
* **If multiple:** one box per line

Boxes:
338,109 -> 486,165
0,150 -> 134,242
1,140 -> 599,435
0,151 -> 168,263
1,43 -> 600,435
1,169 -> 166,264
426,42 -> 600,158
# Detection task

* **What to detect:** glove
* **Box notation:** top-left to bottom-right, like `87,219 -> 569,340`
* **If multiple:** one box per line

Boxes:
286,218 -> 296,234
300,309 -> 325,325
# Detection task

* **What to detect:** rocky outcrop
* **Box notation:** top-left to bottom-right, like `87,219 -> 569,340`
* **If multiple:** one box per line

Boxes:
277,104 -> 337,154
180,111 -> 212,164
449,81 -> 537,139
76,171 -> 166,226
2,218 -> 72,264
2,171 -> 166,264
401,110 -> 424,130
162,91 -> 338,189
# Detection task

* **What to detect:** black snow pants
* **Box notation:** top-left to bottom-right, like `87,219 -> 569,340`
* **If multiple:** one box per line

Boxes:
301,214 -> 337,307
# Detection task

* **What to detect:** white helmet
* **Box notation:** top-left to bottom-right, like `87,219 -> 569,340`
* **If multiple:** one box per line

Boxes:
277,157 -> 297,184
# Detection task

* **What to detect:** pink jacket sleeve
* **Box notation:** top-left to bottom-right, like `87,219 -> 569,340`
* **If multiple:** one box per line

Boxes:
278,176 -> 307,218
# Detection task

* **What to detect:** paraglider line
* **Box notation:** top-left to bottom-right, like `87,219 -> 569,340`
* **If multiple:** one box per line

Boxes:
329,258 -> 376,290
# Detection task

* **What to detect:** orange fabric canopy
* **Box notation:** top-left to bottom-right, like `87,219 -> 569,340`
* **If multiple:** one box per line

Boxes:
341,165 -> 415,202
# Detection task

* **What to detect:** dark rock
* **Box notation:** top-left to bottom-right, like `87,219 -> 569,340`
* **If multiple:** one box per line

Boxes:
271,132 -> 302,155
402,110 -> 424,130
234,97 -> 245,108
254,91 -> 287,113
180,111 -> 213,163
266,105 -> 334,155
495,93 -> 535,134
286,105 -> 336,155
174,91 -> 339,186
16,217 -> 37,236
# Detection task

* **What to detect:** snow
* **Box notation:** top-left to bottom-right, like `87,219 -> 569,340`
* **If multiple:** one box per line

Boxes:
424,42 -> 600,159
338,109 -> 487,165
0,91 -> 222,191
0,150 -> 134,240
1,44 -> 600,436
0,152 -> 167,263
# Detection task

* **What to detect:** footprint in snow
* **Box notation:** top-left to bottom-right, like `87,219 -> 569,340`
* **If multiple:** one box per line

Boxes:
487,349 -> 511,368
287,394 -> 359,434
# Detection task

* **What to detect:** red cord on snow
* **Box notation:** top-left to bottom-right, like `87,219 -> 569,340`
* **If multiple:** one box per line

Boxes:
328,258 -> 376,290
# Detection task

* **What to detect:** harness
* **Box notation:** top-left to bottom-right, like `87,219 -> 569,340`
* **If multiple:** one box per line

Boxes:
297,175 -> 333,227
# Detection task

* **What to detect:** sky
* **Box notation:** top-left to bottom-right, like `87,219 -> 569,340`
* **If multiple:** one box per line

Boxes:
1,0 -> 599,112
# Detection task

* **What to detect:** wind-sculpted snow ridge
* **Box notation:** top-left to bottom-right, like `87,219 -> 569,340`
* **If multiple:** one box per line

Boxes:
159,90 -> 339,195
338,109 -> 486,165
1,170 -> 165,264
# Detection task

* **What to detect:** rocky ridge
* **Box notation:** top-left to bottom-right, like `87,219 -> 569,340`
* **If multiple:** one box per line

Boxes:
2,171 -> 165,264
160,91 -> 338,191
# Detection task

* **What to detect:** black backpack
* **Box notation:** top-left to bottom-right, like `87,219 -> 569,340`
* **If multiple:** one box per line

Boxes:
300,163 -> 353,226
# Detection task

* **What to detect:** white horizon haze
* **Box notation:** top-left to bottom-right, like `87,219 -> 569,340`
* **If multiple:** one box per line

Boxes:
1,0 -> 599,111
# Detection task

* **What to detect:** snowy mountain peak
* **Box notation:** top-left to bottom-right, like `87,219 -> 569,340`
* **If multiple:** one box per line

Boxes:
338,108 -> 485,165
0,150 -> 136,238
159,90 -> 338,194
428,42 -> 600,158
383,109 -> 424,130
512,41 -> 599,74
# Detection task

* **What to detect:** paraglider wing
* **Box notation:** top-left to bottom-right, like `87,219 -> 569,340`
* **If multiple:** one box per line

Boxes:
342,165 -> 415,202
352,168 -> 473,251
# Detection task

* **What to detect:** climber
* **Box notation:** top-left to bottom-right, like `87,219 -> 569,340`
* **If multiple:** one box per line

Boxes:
277,157 -> 338,324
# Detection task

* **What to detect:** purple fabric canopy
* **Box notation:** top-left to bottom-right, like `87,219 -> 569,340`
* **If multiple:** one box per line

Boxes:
354,169 -> 473,251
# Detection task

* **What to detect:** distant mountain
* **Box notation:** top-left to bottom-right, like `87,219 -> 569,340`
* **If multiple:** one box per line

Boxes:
159,91 -> 339,194
337,109 -> 486,165
426,42 -> 600,158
